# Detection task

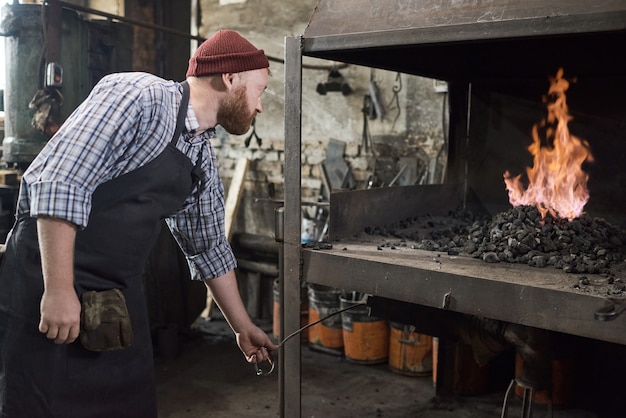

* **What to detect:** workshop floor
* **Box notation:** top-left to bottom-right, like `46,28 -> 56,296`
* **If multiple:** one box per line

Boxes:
154,314 -> 600,418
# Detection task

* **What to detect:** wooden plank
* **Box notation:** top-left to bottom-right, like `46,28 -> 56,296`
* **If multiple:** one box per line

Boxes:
224,157 -> 250,241
200,157 -> 249,318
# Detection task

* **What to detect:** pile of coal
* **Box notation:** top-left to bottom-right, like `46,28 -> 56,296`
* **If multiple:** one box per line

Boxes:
365,205 -> 626,280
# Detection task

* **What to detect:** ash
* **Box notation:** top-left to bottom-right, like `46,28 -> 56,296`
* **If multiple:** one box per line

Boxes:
365,205 -> 626,294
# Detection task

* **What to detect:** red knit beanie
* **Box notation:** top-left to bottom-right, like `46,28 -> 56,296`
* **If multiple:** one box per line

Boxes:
186,30 -> 269,77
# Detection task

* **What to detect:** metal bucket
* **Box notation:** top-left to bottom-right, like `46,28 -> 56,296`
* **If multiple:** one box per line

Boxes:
340,294 -> 388,364
388,322 -> 433,376
307,284 -> 343,355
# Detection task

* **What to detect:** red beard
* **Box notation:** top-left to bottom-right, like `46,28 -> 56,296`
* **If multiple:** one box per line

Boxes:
217,85 -> 256,135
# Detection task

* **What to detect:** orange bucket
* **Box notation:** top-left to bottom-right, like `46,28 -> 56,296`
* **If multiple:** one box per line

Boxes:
388,322 -> 433,376
272,280 -> 309,343
307,284 -> 343,355
340,296 -> 389,364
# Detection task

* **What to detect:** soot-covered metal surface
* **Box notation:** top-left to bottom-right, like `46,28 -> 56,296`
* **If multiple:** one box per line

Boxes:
303,184 -> 626,345
284,2 -> 626,415
303,0 -> 626,82
296,0 -> 626,344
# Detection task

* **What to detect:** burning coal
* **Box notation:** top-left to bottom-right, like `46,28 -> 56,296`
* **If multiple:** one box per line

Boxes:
504,68 -> 594,220
365,205 -> 626,295
359,69 -> 623,297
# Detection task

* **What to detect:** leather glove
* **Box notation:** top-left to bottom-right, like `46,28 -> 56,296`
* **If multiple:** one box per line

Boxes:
81,289 -> 133,351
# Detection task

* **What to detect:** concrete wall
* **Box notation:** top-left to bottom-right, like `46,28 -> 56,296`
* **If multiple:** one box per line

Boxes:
199,0 -> 448,237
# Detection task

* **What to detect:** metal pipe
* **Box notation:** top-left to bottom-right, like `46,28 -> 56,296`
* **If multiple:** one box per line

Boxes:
54,0 -> 205,42
236,259 -> 278,277
52,1 -> 349,69
234,232 -> 279,256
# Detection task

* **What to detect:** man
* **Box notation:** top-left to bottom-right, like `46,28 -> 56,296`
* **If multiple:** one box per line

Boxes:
0,29 -> 278,417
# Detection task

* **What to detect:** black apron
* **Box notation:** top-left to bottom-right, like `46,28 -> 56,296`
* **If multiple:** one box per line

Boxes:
0,82 -> 196,418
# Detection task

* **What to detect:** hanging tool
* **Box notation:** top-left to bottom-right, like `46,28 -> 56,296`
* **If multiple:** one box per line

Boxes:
368,69 -> 384,120
29,87 -> 64,136
43,0 -> 63,88
316,68 -> 352,96
386,72 -> 402,131
244,118 -> 262,148
254,300 -> 367,376
28,0 -> 64,137
358,95 -> 375,156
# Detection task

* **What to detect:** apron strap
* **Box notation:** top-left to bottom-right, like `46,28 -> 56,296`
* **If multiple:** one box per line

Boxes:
171,81 -> 190,146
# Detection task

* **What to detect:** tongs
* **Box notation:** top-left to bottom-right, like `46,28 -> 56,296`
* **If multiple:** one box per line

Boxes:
254,301 -> 366,376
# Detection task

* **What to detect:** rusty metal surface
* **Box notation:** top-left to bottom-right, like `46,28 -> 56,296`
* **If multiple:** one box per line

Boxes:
322,185 -> 626,345
329,183 -> 480,240
302,244 -> 626,346
305,0 -> 626,39
302,0 -> 626,81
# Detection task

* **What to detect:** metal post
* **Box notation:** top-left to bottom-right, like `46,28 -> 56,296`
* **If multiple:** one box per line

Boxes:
274,206 -> 286,416
282,35 -> 303,417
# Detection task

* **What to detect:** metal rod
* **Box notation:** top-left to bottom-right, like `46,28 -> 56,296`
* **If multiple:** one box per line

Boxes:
500,379 -> 516,418
279,302 -> 364,348
54,0 -> 205,42
462,82 -> 472,211
52,1 -> 338,68
49,1 -> 350,69
254,302 -> 366,377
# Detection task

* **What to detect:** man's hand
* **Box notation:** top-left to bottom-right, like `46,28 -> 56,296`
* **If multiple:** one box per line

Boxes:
39,285 -> 81,344
236,323 -> 279,364
204,270 -> 279,364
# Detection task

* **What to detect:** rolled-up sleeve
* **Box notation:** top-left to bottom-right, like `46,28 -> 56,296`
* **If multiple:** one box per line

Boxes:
165,141 -> 237,280
28,181 -> 92,227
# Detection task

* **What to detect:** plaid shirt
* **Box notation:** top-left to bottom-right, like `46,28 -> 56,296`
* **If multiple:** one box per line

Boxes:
17,72 -> 236,280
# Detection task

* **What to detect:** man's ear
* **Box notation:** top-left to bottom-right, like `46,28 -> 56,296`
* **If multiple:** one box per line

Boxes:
221,73 -> 237,91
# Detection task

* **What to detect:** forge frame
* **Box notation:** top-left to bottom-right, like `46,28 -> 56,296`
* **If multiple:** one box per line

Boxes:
281,1 -> 626,416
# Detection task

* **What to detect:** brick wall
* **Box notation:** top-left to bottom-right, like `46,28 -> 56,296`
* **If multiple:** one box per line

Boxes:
200,0 -> 448,237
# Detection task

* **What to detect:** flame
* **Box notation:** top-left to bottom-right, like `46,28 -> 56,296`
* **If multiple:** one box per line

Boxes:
503,68 -> 594,220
